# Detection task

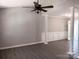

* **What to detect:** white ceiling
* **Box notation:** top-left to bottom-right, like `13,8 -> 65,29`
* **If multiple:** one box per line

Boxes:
0,0 -> 35,7
0,0 -> 78,7
47,0 -> 79,16
0,0 -> 54,7
0,0 -> 79,16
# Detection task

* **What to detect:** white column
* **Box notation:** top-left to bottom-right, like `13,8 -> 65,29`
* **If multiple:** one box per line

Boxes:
76,8 -> 79,59
44,13 -> 48,44
68,20 -> 71,41
68,7 -> 75,55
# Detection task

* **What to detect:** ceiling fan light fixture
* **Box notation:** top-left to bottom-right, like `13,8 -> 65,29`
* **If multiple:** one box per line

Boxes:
23,0 -> 54,14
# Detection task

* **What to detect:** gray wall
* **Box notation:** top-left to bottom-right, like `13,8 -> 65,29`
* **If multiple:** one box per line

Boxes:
0,8 -> 42,48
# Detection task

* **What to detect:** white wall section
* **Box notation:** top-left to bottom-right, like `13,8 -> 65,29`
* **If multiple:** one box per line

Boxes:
0,8 -> 42,48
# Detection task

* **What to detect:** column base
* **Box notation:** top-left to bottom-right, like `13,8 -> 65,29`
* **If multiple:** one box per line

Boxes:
44,42 -> 48,44
67,52 -> 74,55
75,56 -> 79,58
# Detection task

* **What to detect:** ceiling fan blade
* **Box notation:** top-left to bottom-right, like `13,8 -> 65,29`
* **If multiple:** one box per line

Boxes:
41,9 -> 47,12
22,6 -> 34,8
42,5 -> 54,8
31,9 -> 36,12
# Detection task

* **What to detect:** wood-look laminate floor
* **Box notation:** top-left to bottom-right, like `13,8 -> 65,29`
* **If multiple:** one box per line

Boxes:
0,40 -> 74,59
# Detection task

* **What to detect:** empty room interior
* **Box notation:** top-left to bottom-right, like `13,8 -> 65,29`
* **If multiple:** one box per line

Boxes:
0,0 -> 79,59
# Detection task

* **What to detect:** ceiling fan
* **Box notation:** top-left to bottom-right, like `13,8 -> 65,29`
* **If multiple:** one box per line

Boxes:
23,0 -> 54,14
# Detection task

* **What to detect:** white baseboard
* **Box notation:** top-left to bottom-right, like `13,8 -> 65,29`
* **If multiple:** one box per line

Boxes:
0,41 -> 43,50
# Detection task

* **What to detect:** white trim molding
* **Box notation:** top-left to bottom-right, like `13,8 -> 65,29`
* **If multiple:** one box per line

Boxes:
0,41 -> 43,50
42,31 -> 68,42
